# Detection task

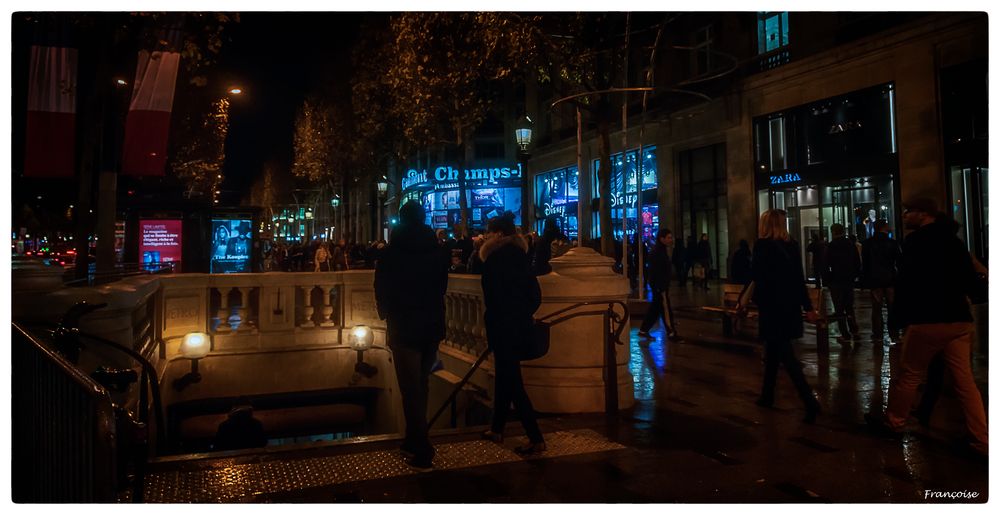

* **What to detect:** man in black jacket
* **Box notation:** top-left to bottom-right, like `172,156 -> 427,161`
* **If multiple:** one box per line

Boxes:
861,219 -> 901,342
374,201 -> 449,470
866,198 -> 987,456
824,223 -> 861,341
639,228 -> 677,339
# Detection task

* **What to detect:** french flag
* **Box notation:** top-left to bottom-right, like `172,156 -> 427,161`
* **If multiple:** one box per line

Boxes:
24,45 -> 78,178
122,50 -> 180,176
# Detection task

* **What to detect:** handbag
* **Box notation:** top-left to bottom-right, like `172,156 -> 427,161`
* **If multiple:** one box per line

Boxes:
518,319 -> 551,361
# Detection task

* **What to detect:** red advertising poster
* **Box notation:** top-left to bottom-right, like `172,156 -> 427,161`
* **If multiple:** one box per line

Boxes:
139,219 -> 182,271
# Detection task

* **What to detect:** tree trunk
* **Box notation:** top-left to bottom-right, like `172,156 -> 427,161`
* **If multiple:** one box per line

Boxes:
596,116 -> 614,257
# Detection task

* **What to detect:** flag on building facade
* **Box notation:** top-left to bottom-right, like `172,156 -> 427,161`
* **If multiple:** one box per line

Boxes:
24,45 -> 78,177
121,50 -> 180,176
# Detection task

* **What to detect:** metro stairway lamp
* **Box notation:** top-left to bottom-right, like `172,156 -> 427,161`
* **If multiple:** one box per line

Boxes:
173,332 -> 211,391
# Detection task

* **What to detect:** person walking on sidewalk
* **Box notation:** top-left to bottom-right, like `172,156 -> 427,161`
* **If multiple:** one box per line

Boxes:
695,233 -> 712,290
374,201 -> 450,471
866,198 -> 988,457
639,228 -> 677,340
825,223 -> 861,342
479,213 -> 546,455
861,219 -> 901,342
752,209 -> 822,423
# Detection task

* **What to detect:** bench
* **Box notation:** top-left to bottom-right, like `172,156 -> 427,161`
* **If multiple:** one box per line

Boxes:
702,284 -> 841,348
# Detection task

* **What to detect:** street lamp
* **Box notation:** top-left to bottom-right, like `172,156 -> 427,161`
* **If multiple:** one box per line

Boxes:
349,325 -> 377,378
515,115 -> 533,152
515,115 -> 533,231
376,178 -> 389,241
173,332 -> 211,391
228,87 -> 243,95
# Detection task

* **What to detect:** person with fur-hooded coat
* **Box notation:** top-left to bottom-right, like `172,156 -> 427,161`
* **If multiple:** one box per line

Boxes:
478,214 -> 546,454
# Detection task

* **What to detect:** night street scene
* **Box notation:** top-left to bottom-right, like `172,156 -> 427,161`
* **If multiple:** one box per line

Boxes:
5,6 -> 992,505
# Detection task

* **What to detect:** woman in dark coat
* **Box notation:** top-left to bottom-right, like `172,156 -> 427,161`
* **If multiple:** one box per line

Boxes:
479,213 -> 546,454
752,209 -> 822,423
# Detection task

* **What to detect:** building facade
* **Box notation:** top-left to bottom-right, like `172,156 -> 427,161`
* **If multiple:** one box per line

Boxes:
524,12 -> 987,278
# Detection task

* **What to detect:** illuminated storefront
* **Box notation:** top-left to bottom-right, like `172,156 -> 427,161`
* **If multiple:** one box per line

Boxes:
534,165 -> 579,238
591,146 -> 659,241
754,83 -> 899,281
399,164 -> 523,230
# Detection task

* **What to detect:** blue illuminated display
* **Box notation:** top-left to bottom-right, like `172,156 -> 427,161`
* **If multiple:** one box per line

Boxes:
401,163 -> 524,230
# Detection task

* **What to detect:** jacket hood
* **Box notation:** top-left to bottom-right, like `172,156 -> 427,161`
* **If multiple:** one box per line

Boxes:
479,234 -> 528,261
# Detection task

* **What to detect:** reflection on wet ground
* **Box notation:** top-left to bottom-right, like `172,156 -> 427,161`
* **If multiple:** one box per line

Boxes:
153,283 -> 988,502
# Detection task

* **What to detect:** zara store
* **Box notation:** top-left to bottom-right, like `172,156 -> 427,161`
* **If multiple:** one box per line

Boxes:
754,83 -> 900,281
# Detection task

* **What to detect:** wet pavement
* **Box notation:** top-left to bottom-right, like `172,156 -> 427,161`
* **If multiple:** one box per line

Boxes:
148,282 -> 989,502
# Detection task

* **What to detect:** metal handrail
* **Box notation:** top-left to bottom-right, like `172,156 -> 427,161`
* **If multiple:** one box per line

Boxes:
11,322 -> 118,502
429,300 -> 631,427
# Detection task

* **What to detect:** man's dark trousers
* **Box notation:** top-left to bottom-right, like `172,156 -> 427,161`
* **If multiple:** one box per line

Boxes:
828,283 -> 859,338
641,288 -> 675,335
391,344 -> 438,460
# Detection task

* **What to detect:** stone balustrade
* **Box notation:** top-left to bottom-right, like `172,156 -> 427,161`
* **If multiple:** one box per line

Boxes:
13,248 -> 633,420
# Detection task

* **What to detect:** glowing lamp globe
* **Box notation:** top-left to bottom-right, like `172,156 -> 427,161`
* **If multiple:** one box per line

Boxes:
349,325 -> 374,351
180,332 -> 211,360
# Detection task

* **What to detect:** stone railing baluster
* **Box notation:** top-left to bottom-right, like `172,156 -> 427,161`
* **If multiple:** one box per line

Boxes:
216,287 -> 232,332
300,285 -> 315,328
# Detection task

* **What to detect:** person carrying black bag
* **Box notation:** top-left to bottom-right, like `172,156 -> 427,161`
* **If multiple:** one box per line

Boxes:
478,213 -> 546,455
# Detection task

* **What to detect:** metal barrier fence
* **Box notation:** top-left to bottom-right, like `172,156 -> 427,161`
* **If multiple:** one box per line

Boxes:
11,323 -> 117,503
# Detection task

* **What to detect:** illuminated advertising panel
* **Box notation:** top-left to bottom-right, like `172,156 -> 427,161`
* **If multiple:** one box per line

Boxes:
139,219 -> 182,271
211,219 -> 252,273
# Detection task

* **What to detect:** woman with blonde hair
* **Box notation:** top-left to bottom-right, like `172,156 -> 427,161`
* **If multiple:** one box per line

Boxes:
752,209 -> 822,423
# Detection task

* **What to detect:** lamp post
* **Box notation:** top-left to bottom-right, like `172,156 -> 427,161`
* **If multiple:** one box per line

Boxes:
515,115 -> 533,232
376,177 -> 388,242
173,332 -> 211,391
330,195 -> 341,241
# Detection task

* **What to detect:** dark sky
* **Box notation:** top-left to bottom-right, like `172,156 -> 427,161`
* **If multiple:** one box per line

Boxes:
218,12 -> 369,195
10,12 -> 375,212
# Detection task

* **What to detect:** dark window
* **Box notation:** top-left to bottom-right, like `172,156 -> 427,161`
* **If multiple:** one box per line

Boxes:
474,141 -> 506,160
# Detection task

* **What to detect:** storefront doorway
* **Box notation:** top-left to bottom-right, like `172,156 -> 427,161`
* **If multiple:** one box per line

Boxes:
764,176 -> 897,282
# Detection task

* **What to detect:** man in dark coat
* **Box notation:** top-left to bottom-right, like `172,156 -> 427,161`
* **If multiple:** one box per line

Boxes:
805,232 -> 827,288
374,200 -> 449,470
861,219 -> 901,342
824,223 -> 861,341
479,213 -> 546,454
639,228 -> 677,339
866,198 -> 987,457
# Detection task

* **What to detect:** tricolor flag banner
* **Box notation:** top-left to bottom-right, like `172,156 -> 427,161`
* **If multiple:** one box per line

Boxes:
24,45 -> 78,177
122,50 -> 181,176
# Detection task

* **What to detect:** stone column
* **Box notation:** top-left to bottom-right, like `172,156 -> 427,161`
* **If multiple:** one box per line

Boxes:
320,285 -> 336,327
300,285 -> 315,328
524,246 -> 633,413
216,287 -> 232,332
236,287 -> 251,332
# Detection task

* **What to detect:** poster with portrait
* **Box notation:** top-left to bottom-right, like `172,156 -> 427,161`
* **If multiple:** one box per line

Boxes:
139,219 -> 182,271
211,219 -> 252,273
